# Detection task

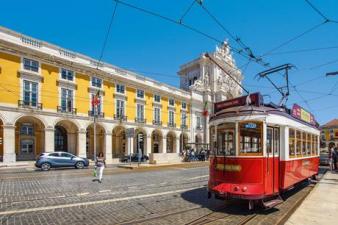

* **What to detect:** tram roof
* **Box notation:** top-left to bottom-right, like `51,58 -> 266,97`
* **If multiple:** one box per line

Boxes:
210,104 -> 320,129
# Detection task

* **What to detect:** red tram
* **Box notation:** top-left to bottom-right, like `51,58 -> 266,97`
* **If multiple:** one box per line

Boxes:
207,93 -> 320,209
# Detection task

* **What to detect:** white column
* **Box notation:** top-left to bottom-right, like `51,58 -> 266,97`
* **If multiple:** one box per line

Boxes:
105,132 -> 112,163
175,135 -> 180,153
3,125 -> 16,163
44,128 -> 54,153
162,137 -> 167,153
146,134 -> 151,155
129,137 -> 134,154
77,129 -> 87,158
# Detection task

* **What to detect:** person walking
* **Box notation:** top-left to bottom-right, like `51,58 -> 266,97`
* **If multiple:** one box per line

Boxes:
333,147 -> 338,171
329,144 -> 335,171
95,152 -> 106,183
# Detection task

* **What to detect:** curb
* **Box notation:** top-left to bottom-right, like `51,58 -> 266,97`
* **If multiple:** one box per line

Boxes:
117,161 -> 209,170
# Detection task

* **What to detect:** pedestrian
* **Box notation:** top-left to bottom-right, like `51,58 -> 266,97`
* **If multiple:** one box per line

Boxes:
329,143 -> 335,171
95,152 -> 106,183
333,147 -> 338,171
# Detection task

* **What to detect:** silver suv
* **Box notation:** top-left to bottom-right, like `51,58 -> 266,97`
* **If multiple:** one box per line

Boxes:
35,152 -> 89,171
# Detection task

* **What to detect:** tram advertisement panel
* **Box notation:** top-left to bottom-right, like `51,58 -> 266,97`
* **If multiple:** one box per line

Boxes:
291,104 -> 316,125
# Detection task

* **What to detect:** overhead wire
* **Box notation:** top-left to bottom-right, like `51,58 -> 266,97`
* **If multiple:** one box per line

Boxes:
195,0 -> 265,65
179,0 -> 196,23
97,1 -> 119,67
267,45 -> 338,56
112,0 -> 258,64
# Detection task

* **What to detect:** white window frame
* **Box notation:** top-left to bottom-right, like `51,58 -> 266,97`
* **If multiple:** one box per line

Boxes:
136,89 -> 144,99
154,94 -> 161,103
169,98 -> 175,107
22,80 -> 39,107
60,68 -> 75,82
169,110 -> 175,126
91,76 -> 102,89
116,99 -> 125,117
136,103 -> 145,120
60,88 -> 74,112
22,57 -> 40,74
182,101 -> 187,109
153,107 -> 161,123
116,84 -> 125,94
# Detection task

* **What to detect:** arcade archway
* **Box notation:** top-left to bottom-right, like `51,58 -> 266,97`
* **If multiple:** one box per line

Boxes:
151,130 -> 162,153
112,126 -> 126,158
15,116 -> 45,161
54,120 -> 78,155
166,131 -> 176,153
86,123 -> 105,159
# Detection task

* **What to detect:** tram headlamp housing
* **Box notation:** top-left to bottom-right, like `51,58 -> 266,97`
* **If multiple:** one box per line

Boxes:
242,187 -> 247,192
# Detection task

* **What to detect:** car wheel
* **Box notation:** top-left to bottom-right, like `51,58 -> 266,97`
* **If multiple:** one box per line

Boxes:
41,162 -> 51,171
75,161 -> 84,169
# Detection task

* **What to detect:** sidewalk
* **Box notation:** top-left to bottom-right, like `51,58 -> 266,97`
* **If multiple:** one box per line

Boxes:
286,171 -> 338,225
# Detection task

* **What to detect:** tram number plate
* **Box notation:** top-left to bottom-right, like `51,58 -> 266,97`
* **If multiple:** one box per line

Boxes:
215,164 -> 241,172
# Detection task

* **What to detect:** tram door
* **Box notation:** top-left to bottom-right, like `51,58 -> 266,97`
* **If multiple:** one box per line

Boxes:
267,127 -> 280,194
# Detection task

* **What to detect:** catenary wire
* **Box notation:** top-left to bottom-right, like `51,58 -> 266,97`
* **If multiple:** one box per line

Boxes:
179,0 -> 196,23
97,1 -> 119,67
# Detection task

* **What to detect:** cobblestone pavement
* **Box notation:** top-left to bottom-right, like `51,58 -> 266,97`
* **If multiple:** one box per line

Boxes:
0,165 -> 327,225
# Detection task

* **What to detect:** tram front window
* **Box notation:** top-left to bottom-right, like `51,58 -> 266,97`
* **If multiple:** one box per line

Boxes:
217,123 -> 235,156
239,121 -> 263,155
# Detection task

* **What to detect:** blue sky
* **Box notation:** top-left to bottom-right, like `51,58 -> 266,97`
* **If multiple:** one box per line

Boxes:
1,0 -> 338,124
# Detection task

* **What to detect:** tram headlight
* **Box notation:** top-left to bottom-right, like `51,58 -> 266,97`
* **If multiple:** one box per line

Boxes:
242,187 -> 247,192
234,186 -> 239,191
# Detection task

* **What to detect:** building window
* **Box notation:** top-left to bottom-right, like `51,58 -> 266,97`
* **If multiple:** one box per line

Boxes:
137,89 -> 144,99
239,121 -> 263,154
154,107 -> 161,123
196,116 -> 201,128
20,123 -> 34,136
181,112 -> 187,126
182,102 -> 187,109
137,104 -> 144,120
91,94 -> 101,113
169,110 -> 175,125
169,98 -> 175,106
116,84 -> 125,94
23,58 -> 39,72
91,77 -> 102,88
154,94 -> 161,103
61,68 -> 74,81
23,80 -> 38,107
116,99 -> 125,117
61,88 -> 73,112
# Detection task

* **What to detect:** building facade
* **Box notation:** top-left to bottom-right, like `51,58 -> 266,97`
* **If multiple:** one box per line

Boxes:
0,26 -> 242,164
320,119 -> 338,149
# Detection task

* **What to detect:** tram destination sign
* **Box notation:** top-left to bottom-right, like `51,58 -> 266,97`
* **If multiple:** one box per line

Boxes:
214,92 -> 263,113
291,104 -> 316,125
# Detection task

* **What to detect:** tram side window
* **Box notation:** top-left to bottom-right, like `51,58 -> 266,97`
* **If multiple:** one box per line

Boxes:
217,123 -> 235,156
289,129 -> 296,157
314,135 -> 319,155
306,133 -> 311,156
296,130 -> 302,157
274,128 -> 279,154
239,121 -> 262,155
209,126 -> 216,154
311,134 -> 315,155
301,131 -> 307,156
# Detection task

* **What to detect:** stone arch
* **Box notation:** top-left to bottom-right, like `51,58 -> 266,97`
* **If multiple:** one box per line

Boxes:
112,126 -> 126,158
166,131 -> 176,153
180,132 -> 189,153
14,114 -> 48,129
15,116 -> 45,161
151,129 -> 162,153
86,123 -> 106,159
54,120 -> 79,155
134,127 -> 147,156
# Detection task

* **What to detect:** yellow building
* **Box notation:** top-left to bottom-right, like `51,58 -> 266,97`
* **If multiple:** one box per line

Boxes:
0,26 -> 242,164
320,119 -> 338,148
